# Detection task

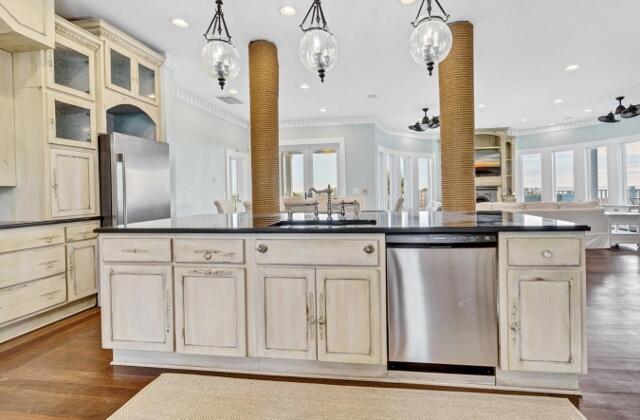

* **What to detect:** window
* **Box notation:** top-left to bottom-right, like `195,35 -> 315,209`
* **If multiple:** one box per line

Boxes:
587,146 -> 608,204
377,147 -> 434,211
521,154 -> 542,202
280,141 -> 343,198
624,142 -> 640,205
553,151 -> 575,202
417,158 -> 432,209
226,150 -> 250,211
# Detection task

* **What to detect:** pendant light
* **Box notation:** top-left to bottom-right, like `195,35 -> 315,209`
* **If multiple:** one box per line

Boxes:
409,0 -> 453,76
299,0 -> 337,83
201,0 -> 240,90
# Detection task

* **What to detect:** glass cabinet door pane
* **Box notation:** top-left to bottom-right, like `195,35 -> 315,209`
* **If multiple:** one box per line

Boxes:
55,101 -> 91,143
110,49 -> 131,91
138,63 -> 156,100
54,44 -> 90,94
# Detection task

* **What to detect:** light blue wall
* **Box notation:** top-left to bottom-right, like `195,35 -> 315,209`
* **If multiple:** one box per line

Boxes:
280,123 -> 439,209
163,64 -> 250,217
517,118 -> 640,150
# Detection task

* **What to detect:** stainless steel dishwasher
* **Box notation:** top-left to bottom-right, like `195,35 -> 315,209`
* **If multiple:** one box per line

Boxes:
386,234 -> 498,374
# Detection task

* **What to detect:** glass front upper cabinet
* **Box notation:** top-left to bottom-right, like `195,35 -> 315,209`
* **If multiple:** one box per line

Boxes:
49,40 -> 94,100
48,92 -> 97,149
137,62 -> 157,102
109,47 -> 133,92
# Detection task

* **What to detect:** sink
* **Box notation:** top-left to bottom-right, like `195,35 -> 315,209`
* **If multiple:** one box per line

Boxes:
269,219 -> 377,227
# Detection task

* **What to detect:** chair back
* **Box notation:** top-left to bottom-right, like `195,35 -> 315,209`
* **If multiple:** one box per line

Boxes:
214,199 -> 236,214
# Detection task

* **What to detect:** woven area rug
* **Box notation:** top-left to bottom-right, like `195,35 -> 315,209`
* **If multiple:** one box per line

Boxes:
109,373 -> 585,420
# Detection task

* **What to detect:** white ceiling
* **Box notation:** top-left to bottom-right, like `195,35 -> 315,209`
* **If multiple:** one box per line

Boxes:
55,0 -> 640,134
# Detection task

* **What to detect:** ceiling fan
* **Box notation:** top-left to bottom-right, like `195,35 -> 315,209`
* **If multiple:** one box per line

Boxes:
409,108 -> 440,132
598,96 -> 640,123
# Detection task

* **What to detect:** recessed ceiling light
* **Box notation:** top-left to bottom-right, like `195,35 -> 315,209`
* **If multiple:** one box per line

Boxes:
280,6 -> 296,16
228,89 -> 238,95
548,123 -> 556,126
565,64 -> 580,71
584,109 -> 593,113
554,98 -> 564,104
319,108 -> 328,113
171,18 -> 190,28
521,118 -> 528,122
478,104 -> 486,108
299,83 -> 310,90
400,0 -> 417,4
367,94 -> 379,99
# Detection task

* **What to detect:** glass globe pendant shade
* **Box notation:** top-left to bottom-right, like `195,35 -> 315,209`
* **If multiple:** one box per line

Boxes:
409,18 -> 453,76
201,39 -> 240,90
299,28 -> 337,83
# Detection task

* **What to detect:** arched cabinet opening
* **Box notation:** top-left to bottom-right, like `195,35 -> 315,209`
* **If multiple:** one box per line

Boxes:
106,104 -> 157,141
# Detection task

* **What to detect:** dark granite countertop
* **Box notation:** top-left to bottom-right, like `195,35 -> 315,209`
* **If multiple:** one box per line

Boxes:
95,211 -> 590,234
0,216 -> 101,231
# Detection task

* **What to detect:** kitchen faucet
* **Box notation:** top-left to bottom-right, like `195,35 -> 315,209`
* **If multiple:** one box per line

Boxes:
308,185 -> 334,220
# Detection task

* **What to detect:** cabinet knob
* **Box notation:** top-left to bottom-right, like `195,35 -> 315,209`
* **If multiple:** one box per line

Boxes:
203,251 -> 213,261
541,249 -> 553,259
363,244 -> 376,254
256,244 -> 268,254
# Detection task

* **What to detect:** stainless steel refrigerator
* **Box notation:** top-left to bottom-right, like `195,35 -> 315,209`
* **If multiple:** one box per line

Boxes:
99,133 -> 171,226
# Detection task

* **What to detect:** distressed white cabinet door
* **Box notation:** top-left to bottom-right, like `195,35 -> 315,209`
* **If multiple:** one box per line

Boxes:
101,264 -> 173,352
255,267 -> 316,360
316,269 -> 382,365
66,239 -> 97,302
49,147 -> 96,218
175,267 -> 246,357
507,269 -> 583,373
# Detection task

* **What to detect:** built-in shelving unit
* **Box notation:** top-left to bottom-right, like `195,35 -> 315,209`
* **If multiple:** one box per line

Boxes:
475,129 -> 516,202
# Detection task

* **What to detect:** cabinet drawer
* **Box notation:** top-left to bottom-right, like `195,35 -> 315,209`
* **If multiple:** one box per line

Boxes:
507,237 -> 581,267
0,226 -> 65,254
66,221 -> 100,242
0,275 -> 67,325
255,239 -> 380,267
174,239 -> 244,264
102,238 -> 171,263
0,246 -> 66,289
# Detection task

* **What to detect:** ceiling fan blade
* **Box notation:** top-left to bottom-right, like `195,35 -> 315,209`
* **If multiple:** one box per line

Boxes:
598,112 -> 620,123
428,116 -> 441,129
621,105 -> 640,119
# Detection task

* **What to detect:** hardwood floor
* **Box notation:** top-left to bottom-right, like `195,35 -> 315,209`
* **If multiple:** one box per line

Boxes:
579,246 -> 640,420
0,248 -> 638,419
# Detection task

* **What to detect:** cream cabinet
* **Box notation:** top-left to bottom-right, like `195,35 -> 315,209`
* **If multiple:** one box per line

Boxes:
174,267 -> 246,357
255,266 -> 383,365
499,232 -> 586,376
74,19 -> 164,141
507,269 -> 583,373
0,49 -> 16,187
0,0 -> 55,52
4,16 -> 100,221
105,42 -> 160,106
47,91 -> 97,149
255,267 -> 317,360
101,264 -> 173,352
66,239 -> 98,302
316,269 -> 381,364
49,147 -> 97,218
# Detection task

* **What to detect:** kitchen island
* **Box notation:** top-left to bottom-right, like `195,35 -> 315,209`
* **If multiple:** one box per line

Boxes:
96,211 -> 589,395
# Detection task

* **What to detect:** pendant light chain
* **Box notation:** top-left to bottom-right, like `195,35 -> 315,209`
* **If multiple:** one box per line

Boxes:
204,0 -> 233,43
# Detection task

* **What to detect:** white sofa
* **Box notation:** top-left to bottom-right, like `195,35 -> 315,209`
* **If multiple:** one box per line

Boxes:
477,201 -> 612,249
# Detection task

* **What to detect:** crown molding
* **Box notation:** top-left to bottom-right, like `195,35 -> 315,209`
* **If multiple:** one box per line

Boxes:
175,87 -> 249,129
508,118 -> 600,137
279,116 -> 374,129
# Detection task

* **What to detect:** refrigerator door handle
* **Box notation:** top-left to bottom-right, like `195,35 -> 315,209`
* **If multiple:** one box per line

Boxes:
116,153 -> 128,226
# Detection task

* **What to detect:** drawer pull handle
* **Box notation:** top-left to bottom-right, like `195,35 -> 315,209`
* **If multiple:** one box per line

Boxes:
40,289 -> 62,300
187,269 -> 232,277
195,249 -> 234,260
541,249 -> 553,259
256,244 -> 268,254
38,259 -> 60,268
38,235 -> 60,243
122,248 -> 149,254
363,244 -> 376,254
